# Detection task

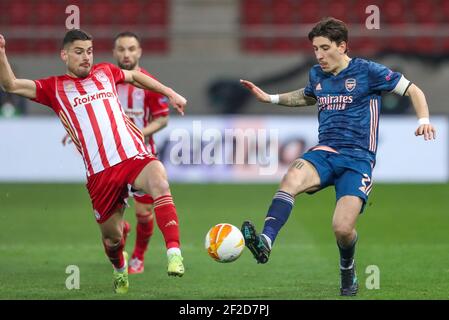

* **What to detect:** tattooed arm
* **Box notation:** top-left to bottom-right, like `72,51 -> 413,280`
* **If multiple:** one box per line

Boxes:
279,88 -> 317,107
240,79 -> 316,107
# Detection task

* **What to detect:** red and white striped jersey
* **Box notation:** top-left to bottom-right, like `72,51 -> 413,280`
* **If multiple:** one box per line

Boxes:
32,62 -> 148,177
116,67 -> 169,154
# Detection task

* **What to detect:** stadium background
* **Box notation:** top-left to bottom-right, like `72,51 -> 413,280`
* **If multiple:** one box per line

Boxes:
0,0 -> 448,300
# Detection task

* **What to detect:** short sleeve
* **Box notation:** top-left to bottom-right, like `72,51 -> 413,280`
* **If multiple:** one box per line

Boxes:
304,70 -> 316,99
368,61 -> 411,95
147,92 -> 169,118
32,76 -> 55,108
105,63 -> 125,84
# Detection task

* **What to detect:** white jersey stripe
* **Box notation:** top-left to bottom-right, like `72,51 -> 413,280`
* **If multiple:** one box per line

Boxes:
369,98 -> 379,152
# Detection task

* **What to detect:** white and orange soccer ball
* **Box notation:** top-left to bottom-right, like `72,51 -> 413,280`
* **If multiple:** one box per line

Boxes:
205,223 -> 245,263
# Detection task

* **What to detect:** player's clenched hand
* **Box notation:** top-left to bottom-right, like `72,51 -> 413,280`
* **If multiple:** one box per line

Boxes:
167,90 -> 187,116
240,79 -> 270,103
415,124 -> 436,141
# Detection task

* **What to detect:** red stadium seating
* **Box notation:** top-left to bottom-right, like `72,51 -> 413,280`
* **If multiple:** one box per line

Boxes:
1,0 -> 169,54
271,1 -> 296,25
34,2 -> 65,26
241,37 -> 271,52
8,1 -> 31,26
240,0 -> 447,55
85,1 -> 116,25
141,38 -> 169,53
327,0 -> 351,23
34,39 -> 60,54
440,0 -> 449,23
413,36 -> 437,54
382,0 -> 408,25
115,0 -> 141,25
442,37 -> 449,53
241,0 -> 271,25
411,0 -> 437,25
297,0 -> 321,24
387,37 -> 410,53
143,0 -> 169,25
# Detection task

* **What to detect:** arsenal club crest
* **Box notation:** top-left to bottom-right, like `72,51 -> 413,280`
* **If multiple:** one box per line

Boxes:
345,78 -> 356,92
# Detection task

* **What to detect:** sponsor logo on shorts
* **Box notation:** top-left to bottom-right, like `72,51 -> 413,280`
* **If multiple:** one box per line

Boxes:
359,174 -> 372,195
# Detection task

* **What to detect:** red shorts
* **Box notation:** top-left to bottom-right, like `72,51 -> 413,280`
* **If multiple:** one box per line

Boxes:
86,153 -> 157,224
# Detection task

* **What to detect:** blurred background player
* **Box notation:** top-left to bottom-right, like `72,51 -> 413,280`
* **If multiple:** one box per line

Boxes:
113,32 -> 170,274
0,29 -> 187,294
240,18 -> 436,296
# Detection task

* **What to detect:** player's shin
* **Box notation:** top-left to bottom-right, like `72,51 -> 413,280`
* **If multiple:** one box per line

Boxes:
133,213 -> 154,260
153,195 -> 181,250
337,232 -> 358,269
261,190 -> 295,247
103,237 -> 126,270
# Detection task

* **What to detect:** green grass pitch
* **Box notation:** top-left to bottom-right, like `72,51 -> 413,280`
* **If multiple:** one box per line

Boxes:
0,183 -> 448,299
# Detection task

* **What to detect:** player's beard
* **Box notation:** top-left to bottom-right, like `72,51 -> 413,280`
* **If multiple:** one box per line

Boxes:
76,68 -> 91,78
118,60 -> 137,70
69,65 -> 91,78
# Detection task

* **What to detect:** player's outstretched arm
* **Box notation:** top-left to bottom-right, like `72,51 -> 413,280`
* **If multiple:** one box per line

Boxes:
240,79 -> 316,107
0,35 -> 36,99
123,69 -> 186,115
142,116 -> 168,137
405,83 -> 436,141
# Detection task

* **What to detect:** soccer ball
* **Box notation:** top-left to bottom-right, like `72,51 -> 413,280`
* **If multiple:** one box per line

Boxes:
205,223 -> 245,263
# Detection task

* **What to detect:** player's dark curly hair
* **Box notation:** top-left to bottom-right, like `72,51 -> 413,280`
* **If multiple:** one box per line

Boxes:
62,29 -> 93,48
308,17 -> 348,53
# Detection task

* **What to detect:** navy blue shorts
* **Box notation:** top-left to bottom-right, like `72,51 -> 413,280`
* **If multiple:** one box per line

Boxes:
301,150 -> 373,213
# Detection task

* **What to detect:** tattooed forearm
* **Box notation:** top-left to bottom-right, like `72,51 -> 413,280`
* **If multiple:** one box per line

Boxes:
279,88 -> 317,107
290,159 -> 305,170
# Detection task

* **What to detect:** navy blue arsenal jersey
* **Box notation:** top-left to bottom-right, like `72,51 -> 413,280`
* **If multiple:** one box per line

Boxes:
304,57 -> 411,162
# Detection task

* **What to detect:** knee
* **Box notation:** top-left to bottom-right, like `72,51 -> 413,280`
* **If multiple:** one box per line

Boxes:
332,222 -> 353,240
136,211 -> 154,224
149,177 -> 170,198
102,235 -> 122,248
280,169 -> 306,195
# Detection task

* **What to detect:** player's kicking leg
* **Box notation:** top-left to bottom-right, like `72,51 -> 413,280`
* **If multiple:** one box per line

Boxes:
129,198 -> 154,274
242,158 -> 321,264
133,160 -> 184,277
99,206 -> 129,293
332,195 -> 361,296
